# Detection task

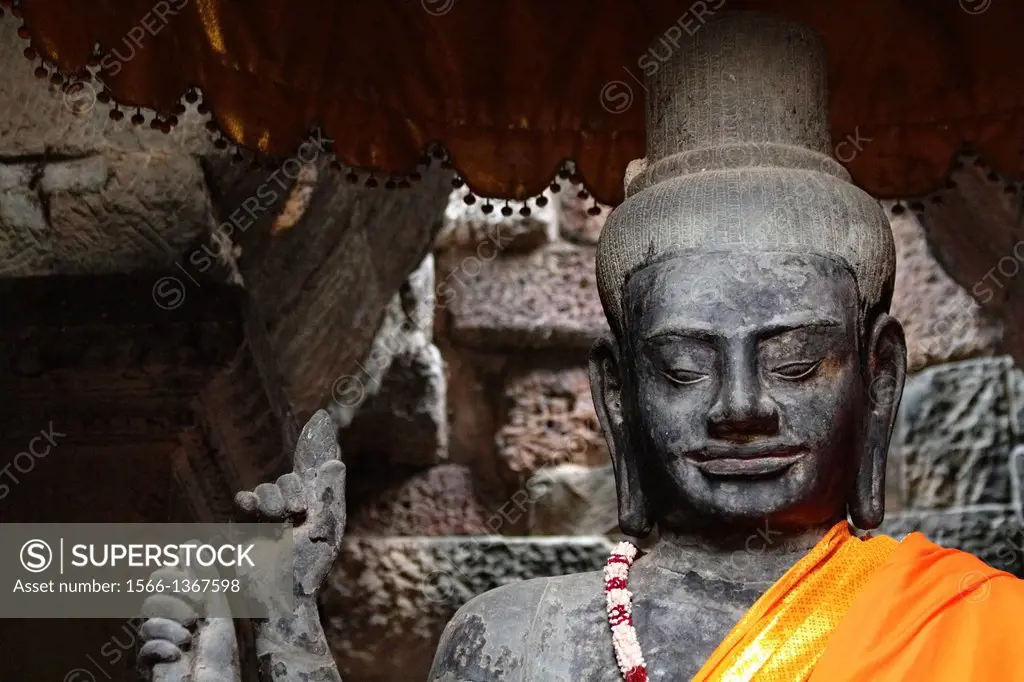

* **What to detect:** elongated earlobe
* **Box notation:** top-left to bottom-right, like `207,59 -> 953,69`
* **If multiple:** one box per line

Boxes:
589,336 -> 653,537
849,314 -> 906,530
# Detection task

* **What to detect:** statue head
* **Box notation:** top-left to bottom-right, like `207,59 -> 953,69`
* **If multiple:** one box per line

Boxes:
590,12 -> 907,538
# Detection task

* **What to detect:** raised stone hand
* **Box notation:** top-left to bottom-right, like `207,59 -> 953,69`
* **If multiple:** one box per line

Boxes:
235,409 -> 347,597
137,543 -> 241,682
234,409 -> 346,682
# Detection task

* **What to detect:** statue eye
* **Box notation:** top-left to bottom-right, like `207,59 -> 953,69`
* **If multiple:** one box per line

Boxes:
769,360 -> 821,380
660,368 -> 710,386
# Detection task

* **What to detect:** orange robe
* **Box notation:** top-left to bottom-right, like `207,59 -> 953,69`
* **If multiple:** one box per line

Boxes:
694,521 -> 1024,681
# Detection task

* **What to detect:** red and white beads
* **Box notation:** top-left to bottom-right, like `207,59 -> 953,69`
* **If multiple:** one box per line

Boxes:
605,541 -> 648,682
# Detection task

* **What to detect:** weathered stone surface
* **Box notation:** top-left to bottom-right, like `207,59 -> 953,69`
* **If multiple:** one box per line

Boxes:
0,186 -> 52,275
436,187 -> 557,254
337,256 -> 449,466
557,190 -> 608,245
1009,366 -> 1024,440
898,443 -> 1012,509
322,536 -> 612,682
889,212 -> 1002,371
880,506 -> 1023,576
893,357 -> 1013,450
346,465 -> 492,536
46,152 -> 213,275
496,366 -> 609,478
445,244 -> 608,351
527,464 -> 618,536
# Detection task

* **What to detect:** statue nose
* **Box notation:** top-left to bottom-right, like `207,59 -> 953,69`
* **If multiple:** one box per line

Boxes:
706,359 -> 780,440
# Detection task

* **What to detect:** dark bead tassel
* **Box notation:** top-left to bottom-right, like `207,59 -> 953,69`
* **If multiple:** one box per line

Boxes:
365,175 -> 378,188
398,178 -> 411,190
501,203 -> 513,217
890,202 -> 906,216
33,64 -> 47,79
345,172 -> 359,184
109,107 -> 124,121
131,110 -> 145,126
519,205 -> 531,217
23,46 -> 36,60
577,190 -> 589,200
185,89 -> 199,104
385,178 -> 396,190
452,176 -> 464,189
482,202 -> 494,214
464,193 -> 476,205
535,195 -> 549,207
549,182 -> 561,193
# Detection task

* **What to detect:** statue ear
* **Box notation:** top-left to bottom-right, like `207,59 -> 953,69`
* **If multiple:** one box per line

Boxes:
849,313 -> 907,530
589,336 -> 653,537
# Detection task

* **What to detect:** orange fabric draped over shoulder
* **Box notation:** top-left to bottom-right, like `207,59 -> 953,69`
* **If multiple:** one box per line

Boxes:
809,532 -> 1024,681
695,522 -> 899,681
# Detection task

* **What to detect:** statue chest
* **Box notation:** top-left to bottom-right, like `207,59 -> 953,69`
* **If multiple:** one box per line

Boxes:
525,573 -> 761,681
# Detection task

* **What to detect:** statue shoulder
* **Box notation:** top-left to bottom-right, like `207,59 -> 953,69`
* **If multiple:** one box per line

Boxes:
428,570 -> 605,682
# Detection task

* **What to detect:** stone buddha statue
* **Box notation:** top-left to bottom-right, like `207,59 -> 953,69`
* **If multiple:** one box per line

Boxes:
430,12 -> 1024,682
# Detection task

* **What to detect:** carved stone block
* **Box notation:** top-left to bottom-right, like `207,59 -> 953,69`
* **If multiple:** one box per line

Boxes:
445,245 -> 609,351
893,357 -> 1013,450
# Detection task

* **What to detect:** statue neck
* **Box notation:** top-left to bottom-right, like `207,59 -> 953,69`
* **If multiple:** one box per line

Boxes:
643,522 -> 838,588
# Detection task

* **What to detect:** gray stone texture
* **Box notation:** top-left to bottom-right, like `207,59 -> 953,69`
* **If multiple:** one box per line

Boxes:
496,366 -> 610,478
321,536 -> 612,682
0,151 -> 214,277
527,464 -> 618,536
443,243 -> 608,351
893,356 -> 1013,451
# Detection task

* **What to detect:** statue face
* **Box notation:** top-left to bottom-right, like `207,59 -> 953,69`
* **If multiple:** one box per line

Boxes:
619,251 -> 866,530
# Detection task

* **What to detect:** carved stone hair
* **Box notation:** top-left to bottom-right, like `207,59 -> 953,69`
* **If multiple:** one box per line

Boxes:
596,12 -> 895,339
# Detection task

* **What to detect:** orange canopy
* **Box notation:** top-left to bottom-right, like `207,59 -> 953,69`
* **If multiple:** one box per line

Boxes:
17,0 -> 1024,203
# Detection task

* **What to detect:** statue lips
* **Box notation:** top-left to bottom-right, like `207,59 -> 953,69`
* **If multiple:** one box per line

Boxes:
687,444 -> 806,478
